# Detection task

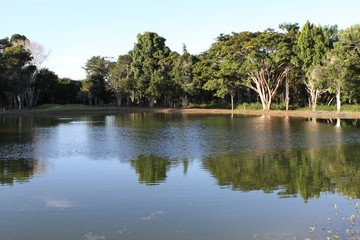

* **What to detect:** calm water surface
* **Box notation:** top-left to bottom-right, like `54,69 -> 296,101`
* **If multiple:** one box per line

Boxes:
1,113 -> 360,240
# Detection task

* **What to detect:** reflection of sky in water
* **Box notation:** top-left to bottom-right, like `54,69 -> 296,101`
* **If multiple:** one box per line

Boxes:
1,155 -> 356,240
0,114 -> 360,240
44,198 -> 73,208
2,114 -> 358,162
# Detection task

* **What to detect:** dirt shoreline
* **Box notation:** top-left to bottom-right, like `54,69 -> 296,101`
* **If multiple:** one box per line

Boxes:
1,107 -> 360,119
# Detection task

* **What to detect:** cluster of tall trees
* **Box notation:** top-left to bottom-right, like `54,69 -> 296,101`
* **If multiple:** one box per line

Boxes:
0,34 -> 80,109
1,21 -> 359,111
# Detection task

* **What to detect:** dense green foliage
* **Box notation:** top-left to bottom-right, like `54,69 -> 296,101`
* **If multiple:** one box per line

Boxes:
1,22 -> 359,110
0,35 -> 80,109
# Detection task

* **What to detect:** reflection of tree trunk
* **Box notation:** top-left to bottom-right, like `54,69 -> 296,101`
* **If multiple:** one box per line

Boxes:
336,118 -> 341,128
183,160 -> 188,176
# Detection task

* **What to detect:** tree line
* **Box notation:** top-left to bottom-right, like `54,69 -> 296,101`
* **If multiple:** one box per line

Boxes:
1,21 -> 359,111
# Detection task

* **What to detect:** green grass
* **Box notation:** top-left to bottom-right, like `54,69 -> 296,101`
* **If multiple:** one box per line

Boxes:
188,102 -> 232,109
297,104 -> 360,112
34,104 -> 83,110
33,104 -> 123,111
236,102 -> 263,110
33,103 -> 360,112
238,103 -> 360,112
341,104 -> 360,112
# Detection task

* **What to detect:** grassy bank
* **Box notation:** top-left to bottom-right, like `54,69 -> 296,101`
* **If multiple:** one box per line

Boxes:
0,104 -> 150,116
1,104 -> 360,119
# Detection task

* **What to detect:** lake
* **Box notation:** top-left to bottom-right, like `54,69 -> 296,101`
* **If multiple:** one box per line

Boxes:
0,113 -> 360,240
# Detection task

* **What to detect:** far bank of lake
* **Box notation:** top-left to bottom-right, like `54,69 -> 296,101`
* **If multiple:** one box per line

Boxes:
2,106 -> 360,119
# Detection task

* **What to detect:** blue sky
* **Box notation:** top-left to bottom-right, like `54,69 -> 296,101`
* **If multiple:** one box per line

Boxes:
1,0 -> 359,80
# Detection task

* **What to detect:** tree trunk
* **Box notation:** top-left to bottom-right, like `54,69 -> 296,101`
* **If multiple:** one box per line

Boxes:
311,90 -> 317,111
115,92 -> 122,107
16,94 -> 23,111
306,82 -> 320,112
25,87 -> 35,110
6,95 -> 12,109
181,95 -> 188,108
130,91 -> 135,105
149,96 -> 155,108
33,89 -> 40,107
247,66 -> 285,111
230,94 -> 234,110
266,98 -> 272,110
336,85 -> 341,112
258,92 -> 271,110
256,89 -> 267,110
88,94 -> 92,105
13,95 -> 18,109
127,96 -> 132,107
285,78 -> 289,111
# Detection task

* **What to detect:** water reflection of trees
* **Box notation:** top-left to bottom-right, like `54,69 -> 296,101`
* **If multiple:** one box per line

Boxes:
131,155 -> 171,185
203,145 -> 360,201
0,158 -> 40,186
131,155 -> 188,186
0,116 -> 49,185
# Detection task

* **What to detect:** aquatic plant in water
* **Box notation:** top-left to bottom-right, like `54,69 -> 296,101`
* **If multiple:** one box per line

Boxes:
306,200 -> 360,240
